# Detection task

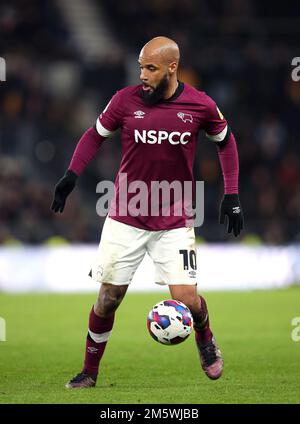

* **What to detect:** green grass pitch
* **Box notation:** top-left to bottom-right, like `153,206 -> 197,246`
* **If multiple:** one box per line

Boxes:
0,287 -> 300,404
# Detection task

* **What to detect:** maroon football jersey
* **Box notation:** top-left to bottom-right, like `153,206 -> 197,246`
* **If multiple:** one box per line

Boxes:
96,82 -> 228,230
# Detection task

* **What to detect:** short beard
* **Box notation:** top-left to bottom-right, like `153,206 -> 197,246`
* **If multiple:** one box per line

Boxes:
141,74 -> 169,106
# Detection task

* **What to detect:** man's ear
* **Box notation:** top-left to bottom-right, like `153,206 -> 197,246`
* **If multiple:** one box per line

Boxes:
169,61 -> 178,74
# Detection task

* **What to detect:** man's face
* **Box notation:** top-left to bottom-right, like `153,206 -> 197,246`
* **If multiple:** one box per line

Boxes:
138,55 -> 170,105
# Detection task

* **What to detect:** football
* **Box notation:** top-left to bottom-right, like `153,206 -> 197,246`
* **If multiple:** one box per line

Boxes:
147,299 -> 193,345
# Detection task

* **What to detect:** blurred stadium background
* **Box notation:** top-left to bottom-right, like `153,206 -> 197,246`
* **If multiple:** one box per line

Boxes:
1,0 -> 300,405
0,0 -> 300,291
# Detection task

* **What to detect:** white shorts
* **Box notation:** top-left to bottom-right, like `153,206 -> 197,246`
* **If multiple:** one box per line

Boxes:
90,217 -> 197,286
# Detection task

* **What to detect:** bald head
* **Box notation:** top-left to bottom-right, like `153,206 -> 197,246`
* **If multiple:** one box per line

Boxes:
138,37 -> 180,104
140,36 -> 180,66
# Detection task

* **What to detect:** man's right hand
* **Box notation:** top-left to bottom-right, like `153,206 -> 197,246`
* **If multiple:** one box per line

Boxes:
51,170 -> 78,213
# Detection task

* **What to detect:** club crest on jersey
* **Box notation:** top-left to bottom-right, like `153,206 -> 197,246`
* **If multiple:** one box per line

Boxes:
177,112 -> 193,123
134,110 -> 145,119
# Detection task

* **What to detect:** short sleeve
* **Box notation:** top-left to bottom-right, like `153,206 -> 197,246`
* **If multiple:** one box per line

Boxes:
203,94 -> 228,143
95,91 -> 123,137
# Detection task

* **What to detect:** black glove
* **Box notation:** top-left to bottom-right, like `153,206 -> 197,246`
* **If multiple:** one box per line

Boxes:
219,194 -> 244,237
51,170 -> 78,213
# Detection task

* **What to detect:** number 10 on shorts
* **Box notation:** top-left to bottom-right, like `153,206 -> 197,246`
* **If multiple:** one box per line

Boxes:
179,249 -> 197,270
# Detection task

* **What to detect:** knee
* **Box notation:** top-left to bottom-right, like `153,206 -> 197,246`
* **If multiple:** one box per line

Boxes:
94,286 -> 125,316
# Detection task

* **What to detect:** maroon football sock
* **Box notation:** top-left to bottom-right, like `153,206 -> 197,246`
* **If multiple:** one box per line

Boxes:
83,306 -> 115,376
194,295 -> 213,345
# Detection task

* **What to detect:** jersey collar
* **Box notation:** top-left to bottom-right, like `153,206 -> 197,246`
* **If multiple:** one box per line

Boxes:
163,81 -> 184,102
